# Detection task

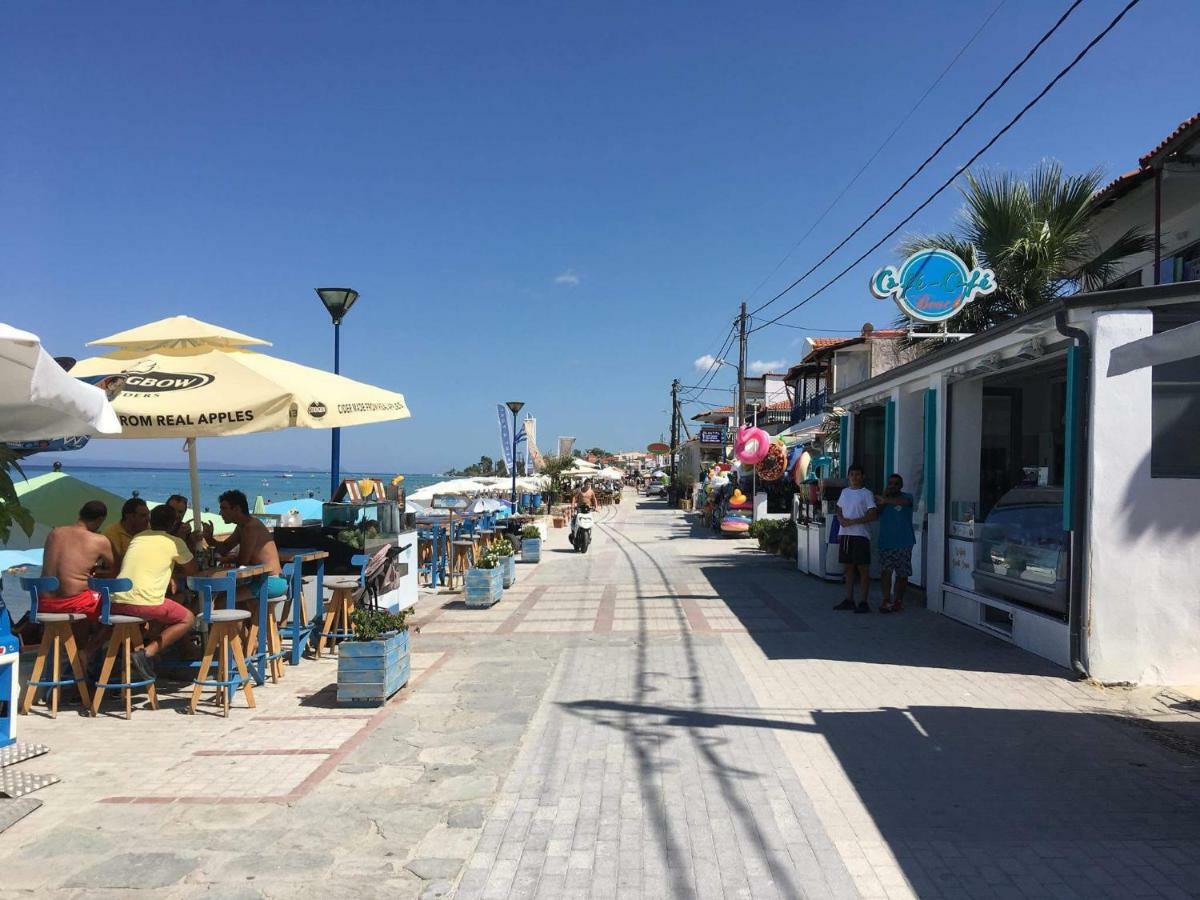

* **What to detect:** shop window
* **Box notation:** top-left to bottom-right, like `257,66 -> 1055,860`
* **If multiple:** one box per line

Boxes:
1151,306 -> 1200,478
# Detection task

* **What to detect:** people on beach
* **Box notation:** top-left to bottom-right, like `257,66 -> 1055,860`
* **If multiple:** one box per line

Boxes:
110,504 -> 198,680
103,496 -> 149,566
38,500 -> 115,670
875,473 -> 915,614
833,464 -> 876,614
203,489 -> 285,603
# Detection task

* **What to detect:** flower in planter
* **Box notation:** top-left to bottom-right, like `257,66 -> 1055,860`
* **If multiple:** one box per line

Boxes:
492,537 -> 515,557
520,525 -> 541,539
348,607 -> 412,642
474,550 -> 501,569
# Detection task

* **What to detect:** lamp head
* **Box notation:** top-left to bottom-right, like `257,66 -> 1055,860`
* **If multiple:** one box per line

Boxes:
506,401 -> 525,416
315,288 -> 360,324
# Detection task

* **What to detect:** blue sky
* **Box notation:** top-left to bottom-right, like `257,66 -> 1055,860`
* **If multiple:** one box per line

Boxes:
3,1 -> 1196,473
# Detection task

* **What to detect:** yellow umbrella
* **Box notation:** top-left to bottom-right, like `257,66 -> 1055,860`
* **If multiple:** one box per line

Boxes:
71,316 -> 411,530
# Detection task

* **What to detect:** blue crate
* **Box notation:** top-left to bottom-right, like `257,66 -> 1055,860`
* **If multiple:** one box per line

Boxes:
336,630 -> 411,707
501,554 -> 516,588
465,566 -> 503,608
520,538 -> 541,563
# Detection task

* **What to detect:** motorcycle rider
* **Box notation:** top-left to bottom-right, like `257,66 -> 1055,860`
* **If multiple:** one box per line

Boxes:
572,479 -> 598,542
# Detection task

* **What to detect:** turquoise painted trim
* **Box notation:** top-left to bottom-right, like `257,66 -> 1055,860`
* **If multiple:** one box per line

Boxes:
838,416 -> 849,477
1063,345 -> 1080,531
924,389 -> 937,508
884,399 -> 896,478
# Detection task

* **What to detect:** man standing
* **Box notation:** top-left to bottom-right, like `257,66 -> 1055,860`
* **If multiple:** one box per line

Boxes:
875,473 -> 915,613
110,504 -> 198,679
103,497 -> 149,567
833,464 -> 876,613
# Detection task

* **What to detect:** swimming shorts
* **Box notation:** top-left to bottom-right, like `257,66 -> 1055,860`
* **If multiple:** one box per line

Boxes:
40,589 -> 102,621
245,574 -> 289,598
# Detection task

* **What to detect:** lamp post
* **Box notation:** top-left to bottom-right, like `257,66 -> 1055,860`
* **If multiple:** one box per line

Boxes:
506,401 -> 524,510
316,288 -> 360,498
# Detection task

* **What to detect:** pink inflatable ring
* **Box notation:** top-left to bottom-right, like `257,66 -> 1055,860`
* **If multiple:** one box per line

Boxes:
734,425 -> 771,465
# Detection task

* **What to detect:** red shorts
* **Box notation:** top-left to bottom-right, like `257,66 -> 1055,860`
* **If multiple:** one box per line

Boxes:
110,599 -> 192,627
40,590 -> 102,622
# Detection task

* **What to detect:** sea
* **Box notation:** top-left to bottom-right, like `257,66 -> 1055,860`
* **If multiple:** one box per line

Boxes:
21,465 -> 444,511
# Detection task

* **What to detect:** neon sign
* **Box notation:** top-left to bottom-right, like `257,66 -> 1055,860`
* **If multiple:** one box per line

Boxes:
871,249 -> 996,324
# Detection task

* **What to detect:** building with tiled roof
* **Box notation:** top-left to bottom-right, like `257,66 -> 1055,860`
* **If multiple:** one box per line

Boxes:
1090,111 -> 1200,289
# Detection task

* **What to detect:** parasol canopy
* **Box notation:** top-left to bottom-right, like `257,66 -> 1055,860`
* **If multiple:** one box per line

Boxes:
1,323 -> 121,441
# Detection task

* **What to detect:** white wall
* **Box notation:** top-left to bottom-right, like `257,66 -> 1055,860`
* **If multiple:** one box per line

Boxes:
1085,309 -> 1200,684
1090,171 -> 1200,286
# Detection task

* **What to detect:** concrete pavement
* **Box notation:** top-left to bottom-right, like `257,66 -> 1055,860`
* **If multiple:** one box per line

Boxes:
3,493 -> 1200,898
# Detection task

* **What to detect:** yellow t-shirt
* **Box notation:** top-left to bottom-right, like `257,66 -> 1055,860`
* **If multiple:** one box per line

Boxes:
103,521 -> 135,560
113,530 -> 193,606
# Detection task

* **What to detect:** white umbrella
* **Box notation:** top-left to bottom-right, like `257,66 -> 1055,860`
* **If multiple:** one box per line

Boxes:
597,467 -> 625,481
408,478 -> 493,500
0,323 -> 120,441
71,316 -> 411,531
466,498 -> 507,514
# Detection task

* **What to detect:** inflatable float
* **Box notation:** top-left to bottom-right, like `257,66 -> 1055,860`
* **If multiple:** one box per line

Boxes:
734,425 -> 771,465
727,488 -> 752,511
720,514 -> 752,535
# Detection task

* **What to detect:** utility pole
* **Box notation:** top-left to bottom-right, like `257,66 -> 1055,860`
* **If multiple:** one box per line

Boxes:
669,378 -> 680,504
737,301 -> 748,428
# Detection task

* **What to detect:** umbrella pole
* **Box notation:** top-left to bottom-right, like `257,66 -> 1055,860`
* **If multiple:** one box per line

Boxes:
187,437 -> 203,535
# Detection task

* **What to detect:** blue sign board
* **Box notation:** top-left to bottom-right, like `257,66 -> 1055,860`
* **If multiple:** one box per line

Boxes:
871,249 -> 996,324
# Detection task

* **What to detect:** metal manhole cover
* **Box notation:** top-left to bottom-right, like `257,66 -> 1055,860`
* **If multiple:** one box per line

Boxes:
0,743 -> 50,769
0,770 -> 59,799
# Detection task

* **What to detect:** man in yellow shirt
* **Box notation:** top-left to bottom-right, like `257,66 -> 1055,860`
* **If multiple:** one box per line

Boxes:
111,504 -> 198,680
102,497 -> 149,567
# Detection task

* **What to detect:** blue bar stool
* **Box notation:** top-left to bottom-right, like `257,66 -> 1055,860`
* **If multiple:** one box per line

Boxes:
186,574 -> 255,716
87,578 -> 157,719
314,554 -> 367,658
18,577 -> 93,718
279,551 -> 324,667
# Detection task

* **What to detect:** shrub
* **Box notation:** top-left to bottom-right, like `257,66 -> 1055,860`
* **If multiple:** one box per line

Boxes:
349,606 -> 411,642
474,550 -> 501,570
777,523 -> 798,559
493,536 -> 514,556
748,519 -> 787,554
520,524 -> 541,539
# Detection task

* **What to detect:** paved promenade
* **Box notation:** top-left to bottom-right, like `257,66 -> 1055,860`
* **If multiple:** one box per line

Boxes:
4,494 -> 1200,898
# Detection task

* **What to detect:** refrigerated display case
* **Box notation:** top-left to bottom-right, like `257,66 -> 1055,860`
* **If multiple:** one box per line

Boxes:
972,487 -> 1068,616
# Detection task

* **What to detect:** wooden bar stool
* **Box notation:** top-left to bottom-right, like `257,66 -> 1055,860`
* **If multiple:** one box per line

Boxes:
187,575 -> 255,716
18,577 -> 92,718
245,598 -> 287,684
88,578 -> 157,719
315,554 -> 367,658
449,540 -> 476,589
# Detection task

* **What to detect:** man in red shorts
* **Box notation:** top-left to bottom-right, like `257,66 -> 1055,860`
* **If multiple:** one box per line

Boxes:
110,504 -> 198,680
39,500 -> 115,668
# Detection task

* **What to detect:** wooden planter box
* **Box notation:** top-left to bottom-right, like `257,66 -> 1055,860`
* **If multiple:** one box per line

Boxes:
337,629 -> 410,707
521,537 -> 541,563
465,565 -> 503,608
499,554 -> 516,588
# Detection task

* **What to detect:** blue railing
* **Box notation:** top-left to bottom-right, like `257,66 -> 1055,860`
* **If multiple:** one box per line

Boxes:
790,391 -> 827,425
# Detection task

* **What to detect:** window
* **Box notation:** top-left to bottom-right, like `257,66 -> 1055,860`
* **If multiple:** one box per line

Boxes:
1151,306 -> 1200,478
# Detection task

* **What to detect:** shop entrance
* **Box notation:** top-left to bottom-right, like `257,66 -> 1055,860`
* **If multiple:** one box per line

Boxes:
853,405 -> 887,492
947,357 -> 1070,617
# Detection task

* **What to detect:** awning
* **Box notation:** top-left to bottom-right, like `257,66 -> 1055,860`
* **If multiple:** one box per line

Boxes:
1108,319 -> 1200,377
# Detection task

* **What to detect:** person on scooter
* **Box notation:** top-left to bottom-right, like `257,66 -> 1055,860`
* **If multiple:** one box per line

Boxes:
572,479 -> 598,542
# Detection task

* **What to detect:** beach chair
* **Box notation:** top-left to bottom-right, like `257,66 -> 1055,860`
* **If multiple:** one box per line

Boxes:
18,576 -> 93,718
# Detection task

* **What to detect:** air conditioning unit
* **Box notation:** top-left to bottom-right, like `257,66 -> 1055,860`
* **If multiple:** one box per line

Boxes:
1014,338 -> 1044,361
969,353 -> 1003,373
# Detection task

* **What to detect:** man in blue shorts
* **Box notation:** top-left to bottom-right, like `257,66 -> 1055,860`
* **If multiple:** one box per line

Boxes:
203,489 -> 287,604
875,473 -> 915,613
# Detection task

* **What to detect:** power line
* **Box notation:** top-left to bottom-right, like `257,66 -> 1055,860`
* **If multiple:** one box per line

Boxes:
680,322 -> 737,401
741,0 -> 1008,309
750,0 -> 1145,336
748,0 -> 1087,319
769,323 -> 863,333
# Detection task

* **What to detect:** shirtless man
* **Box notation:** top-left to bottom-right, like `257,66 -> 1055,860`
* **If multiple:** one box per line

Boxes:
39,500 -> 115,665
572,479 -> 598,539
202,489 -> 286,603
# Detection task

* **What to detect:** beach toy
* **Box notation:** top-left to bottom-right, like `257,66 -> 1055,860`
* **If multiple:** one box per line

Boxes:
734,425 -> 771,465
721,515 -> 752,535
756,441 -> 787,482
728,488 -> 751,510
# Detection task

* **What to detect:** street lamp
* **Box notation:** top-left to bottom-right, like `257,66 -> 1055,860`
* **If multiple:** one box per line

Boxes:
316,288 -> 360,497
506,401 -> 524,510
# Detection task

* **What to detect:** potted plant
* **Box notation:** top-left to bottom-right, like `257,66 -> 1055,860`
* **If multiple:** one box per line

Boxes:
337,607 -> 412,707
493,536 -> 516,587
465,550 -> 504,608
520,524 -> 542,563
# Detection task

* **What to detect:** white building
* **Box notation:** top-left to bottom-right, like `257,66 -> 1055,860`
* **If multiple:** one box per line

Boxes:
832,281 -> 1200,684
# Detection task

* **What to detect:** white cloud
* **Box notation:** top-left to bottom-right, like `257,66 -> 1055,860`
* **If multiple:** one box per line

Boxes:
554,269 -> 580,286
693,354 -> 718,372
748,359 -> 787,375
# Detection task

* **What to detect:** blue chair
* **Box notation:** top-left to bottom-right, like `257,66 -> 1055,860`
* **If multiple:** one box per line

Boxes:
279,550 -> 324,667
87,578 -> 157,719
418,526 -> 446,589
186,574 -> 255,716
315,554 -> 368,658
19,576 -> 93,718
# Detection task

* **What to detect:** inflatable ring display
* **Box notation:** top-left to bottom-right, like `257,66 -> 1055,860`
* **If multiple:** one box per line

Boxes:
728,488 -> 751,509
721,515 -> 751,534
734,425 -> 771,465
755,440 -> 787,481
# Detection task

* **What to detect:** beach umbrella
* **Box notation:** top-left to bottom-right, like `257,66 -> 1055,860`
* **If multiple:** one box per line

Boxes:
466,498 -> 507,514
0,323 -> 120,441
71,316 -> 410,532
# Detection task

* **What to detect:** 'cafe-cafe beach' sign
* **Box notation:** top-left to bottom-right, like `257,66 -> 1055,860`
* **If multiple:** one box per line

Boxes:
871,248 -> 996,324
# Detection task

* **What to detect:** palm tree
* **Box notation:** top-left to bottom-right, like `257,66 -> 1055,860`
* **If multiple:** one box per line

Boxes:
895,162 -> 1152,334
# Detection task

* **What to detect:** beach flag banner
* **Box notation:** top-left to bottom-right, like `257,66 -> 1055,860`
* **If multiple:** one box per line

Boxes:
497,403 -> 514,472
558,436 -> 575,458
524,416 -> 542,472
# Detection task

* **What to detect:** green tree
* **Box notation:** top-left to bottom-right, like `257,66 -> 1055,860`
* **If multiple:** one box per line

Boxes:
898,162 -> 1152,335
538,454 -> 578,506
0,448 -> 34,544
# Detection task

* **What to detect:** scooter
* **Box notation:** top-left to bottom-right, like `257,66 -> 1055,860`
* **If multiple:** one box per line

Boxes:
571,504 -> 594,553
